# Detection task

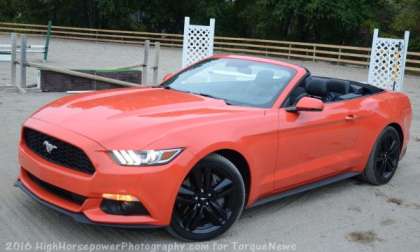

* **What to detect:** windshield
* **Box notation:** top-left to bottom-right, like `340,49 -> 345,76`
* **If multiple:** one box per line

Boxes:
162,58 -> 295,108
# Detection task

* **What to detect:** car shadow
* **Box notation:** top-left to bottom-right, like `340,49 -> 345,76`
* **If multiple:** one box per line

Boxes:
13,177 -> 366,243
241,177 -> 364,220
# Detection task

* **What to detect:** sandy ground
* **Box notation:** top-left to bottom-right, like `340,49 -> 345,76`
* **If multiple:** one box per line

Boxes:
1,36 -> 420,252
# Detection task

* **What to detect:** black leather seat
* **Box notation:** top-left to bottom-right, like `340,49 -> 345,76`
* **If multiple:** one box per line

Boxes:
325,80 -> 350,101
305,77 -> 328,100
289,76 -> 352,104
288,86 -> 307,105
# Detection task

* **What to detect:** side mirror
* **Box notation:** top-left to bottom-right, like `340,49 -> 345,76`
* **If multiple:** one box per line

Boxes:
162,73 -> 173,82
286,97 -> 324,112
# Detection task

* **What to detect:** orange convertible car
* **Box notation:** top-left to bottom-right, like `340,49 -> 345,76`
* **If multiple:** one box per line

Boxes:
16,55 -> 412,240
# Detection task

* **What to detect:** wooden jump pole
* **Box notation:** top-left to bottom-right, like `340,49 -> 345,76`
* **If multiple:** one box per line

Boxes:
14,33 -> 142,90
19,35 -> 27,89
142,40 -> 150,85
10,33 -> 17,86
24,61 -> 141,88
152,42 -> 160,85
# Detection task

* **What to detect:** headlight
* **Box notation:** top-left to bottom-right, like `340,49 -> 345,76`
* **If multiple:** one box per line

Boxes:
111,148 -> 183,166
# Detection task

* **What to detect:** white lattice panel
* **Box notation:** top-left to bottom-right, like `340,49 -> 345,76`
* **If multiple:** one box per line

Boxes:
368,29 -> 410,91
182,17 -> 215,67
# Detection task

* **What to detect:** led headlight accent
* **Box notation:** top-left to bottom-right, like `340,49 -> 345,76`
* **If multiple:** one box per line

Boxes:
111,148 -> 183,166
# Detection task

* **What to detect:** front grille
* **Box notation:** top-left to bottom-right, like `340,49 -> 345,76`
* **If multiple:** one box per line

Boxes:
23,127 -> 95,174
27,172 -> 86,205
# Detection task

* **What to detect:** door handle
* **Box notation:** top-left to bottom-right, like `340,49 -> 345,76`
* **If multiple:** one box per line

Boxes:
345,114 -> 358,121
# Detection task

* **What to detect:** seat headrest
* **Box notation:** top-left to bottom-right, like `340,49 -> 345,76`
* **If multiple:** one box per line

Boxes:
255,70 -> 274,85
290,86 -> 306,97
305,78 -> 327,97
327,80 -> 350,94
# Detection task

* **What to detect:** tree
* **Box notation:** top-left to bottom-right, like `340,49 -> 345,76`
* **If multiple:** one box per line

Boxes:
0,0 -> 418,49
391,0 -> 420,50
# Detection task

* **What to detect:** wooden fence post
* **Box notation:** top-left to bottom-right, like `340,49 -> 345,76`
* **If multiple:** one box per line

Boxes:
142,40 -> 150,85
10,33 -> 17,86
20,35 -> 27,89
338,48 -> 342,63
312,45 -> 316,62
152,42 -> 160,85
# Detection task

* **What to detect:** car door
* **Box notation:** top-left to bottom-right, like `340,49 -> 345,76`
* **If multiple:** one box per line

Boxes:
273,99 -> 364,192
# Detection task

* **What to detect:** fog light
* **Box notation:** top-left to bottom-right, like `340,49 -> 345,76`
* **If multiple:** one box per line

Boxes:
102,193 -> 139,202
100,199 -> 149,216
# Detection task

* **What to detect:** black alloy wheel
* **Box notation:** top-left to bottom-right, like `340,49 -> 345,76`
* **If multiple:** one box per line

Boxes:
362,126 -> 402,185
167,154 -> 245,241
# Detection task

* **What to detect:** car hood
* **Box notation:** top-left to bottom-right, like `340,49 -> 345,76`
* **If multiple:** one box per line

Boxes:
31,88 -> 247,149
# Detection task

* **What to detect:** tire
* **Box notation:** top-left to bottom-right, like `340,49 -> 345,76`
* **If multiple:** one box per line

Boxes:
361,126 -> 402,185
167,154 -> 245,241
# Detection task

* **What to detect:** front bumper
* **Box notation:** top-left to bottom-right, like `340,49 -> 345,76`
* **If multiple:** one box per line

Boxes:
17,118 -> 193,226
14,179 -> 161,229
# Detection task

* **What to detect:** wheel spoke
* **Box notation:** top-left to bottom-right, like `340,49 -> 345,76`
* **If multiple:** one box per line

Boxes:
176,194 -> 194,205
392,158 -> 398,168
204,206 -> 223,226
179,185 -> 195,196
216,187 -> 233,199
386,135 -> 393,148
388,140 -> 396,151
189,207 -> 203,231
209,200 -> 228,222
203,167 -> 213,190
388,140 -> 399,155
388,151 -> 399,159
376,162 -> 385,175
183,206 -> 199,230
376,155 -> 385,163
213,178 -> 232,192
385,159 -> 395,172
375,159 -> 386,175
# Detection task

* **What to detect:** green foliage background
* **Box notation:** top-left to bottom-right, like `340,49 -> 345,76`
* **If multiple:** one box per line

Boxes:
1,0 -> 419,50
